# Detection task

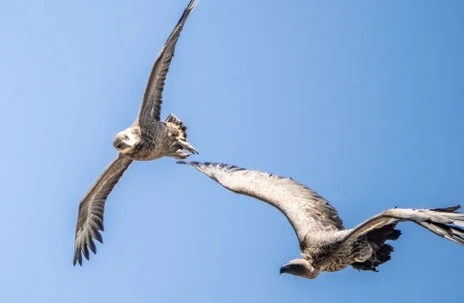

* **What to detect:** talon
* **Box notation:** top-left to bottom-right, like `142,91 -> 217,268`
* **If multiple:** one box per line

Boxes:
178,140 -> 199,155
174,150 -> 190,159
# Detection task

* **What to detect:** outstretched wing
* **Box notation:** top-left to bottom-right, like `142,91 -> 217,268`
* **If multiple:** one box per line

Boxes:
73,155 -> 133,265
343,206 -> 464,246
136,0 -> 198,125
179,162 -> 344,243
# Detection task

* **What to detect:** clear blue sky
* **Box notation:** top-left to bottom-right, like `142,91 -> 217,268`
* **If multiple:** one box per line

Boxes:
1,0 -> 463,302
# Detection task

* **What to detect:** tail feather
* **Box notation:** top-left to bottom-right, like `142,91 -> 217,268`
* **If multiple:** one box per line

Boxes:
165,113 -> 198,159
166,113 -> 188,138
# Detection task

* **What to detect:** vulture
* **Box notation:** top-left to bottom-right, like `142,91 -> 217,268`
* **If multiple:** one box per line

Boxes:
180,161 -> 464,279
73,0 -> 199,266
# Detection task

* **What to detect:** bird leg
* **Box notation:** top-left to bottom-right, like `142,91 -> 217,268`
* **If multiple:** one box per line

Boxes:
172,149 -> 192,160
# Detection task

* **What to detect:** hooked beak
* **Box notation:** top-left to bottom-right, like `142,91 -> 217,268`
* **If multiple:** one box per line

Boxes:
113,138 -> 130,151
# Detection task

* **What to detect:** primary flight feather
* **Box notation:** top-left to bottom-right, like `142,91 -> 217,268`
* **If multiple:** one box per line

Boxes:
73,0 -> 199,266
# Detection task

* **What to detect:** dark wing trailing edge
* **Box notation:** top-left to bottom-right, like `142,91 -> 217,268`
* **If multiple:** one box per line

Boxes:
136,0 -> 198,125
343,205 -> 464,246
73,155 -> 133,265
178,161 -> 344,244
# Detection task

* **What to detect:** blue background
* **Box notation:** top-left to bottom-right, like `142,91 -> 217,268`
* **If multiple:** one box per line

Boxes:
1,0 -> 463,302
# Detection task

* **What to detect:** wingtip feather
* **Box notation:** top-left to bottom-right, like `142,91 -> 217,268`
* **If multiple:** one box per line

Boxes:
73,249 -> 83,266
94,230 -> 103,243
176,160 -> 201,166
88,239 -> 97,254
432,205 -> 461,212
189,0 -> 200,11
82,245 -> 90,260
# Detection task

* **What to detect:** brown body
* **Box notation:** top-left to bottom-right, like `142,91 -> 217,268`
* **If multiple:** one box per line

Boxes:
114,114 -> 197,161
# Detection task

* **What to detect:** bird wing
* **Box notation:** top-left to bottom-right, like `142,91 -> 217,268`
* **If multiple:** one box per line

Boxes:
342,205 -> 464,246
179,162 -> 344,243
73,155 -> 133,265
136,0 -> 198,125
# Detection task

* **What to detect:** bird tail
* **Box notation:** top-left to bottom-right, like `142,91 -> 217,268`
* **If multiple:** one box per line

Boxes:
165,113 -> 198,159
165,113 -> 188,138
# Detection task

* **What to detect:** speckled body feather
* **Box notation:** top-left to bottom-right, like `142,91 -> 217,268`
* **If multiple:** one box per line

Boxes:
123,118 -> 192,161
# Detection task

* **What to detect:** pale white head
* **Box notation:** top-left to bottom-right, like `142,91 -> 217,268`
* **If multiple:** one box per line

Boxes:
279,258 -> 319,279
113,128 -> 140,154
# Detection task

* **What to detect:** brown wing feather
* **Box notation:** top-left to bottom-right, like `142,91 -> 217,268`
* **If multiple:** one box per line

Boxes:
179,162 -> 344,244
73,155 -> 133,265
136,0 -> 198,125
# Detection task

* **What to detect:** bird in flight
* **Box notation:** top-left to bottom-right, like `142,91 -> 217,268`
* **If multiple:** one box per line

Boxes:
179,161 -> 464,279
73,0 -> 199,266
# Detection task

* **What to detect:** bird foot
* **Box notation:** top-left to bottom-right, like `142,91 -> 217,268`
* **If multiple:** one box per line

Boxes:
179,140 -> 199,155
169,139 -> 198,159
172,149 -> 191,160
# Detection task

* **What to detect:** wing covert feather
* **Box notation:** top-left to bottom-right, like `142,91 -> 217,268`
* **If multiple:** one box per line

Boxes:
180,162 -> 344,243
